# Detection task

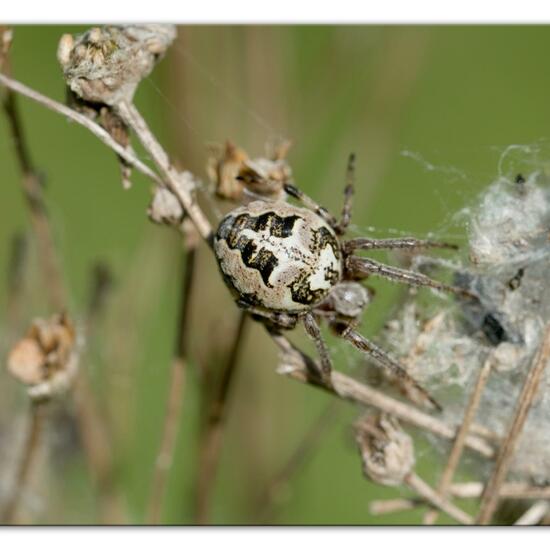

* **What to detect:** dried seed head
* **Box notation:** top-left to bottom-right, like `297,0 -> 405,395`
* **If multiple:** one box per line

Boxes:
207,141 -> 249,202
7,313 -> 78,400
355,413 -> 415,486
58,25 -> 176,105
207,140 -> 292,203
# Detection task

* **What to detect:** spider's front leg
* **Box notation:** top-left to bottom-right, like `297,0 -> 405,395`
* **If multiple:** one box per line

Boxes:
342,236 -> 458,255
345,255 -> 478,302
283,153 -> 356,236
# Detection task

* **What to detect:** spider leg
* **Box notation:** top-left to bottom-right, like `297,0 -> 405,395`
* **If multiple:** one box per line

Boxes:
333,323 -> 442,411
283,183 -> 339,229
343,237 -> 458,255
302,312 -> 333,386
334,153 -> 355,236
345,255 -> 478,301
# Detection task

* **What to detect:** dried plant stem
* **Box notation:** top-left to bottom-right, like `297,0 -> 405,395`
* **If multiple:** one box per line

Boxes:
255,401 -> 341,523
194,312 -> 249,525
115,100 -> 213,244
272,333 -> 494,458
371,481 -> 550,515
477,324 -> 550,525
405,472 -> 473,525
423,357 -> 493,524
1,401 -> 47,524
514,501 -> 550,526
370,498 -> 422,516
146,244 -> 197,524
1,69 -> 65,311
1,69 -> 124,523
0,73 -> 162,185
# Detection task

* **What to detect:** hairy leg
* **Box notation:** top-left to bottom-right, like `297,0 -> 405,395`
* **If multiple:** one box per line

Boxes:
334,153 -> 355,236
345,256 -> 477,301
283,183 -> 339,229
302,312 -> 333,386
343,237 -> 458,255
333,323 -> 441,411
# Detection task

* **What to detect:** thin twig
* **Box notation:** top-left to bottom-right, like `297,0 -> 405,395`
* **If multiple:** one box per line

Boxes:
272,332 -> 494,458
514,501 -> 550,526
1,65 -> 125,523
371,482 -> 550,515
423,356 -> 493,524
194,311 -> 249,524
0,72 -> 162,185
115,100 -> 213,244
405,472 -> 473,525
1,401 -> 47,524
477,324 -> 550,525
146,242 -> 197,524
1,65 -> 65,310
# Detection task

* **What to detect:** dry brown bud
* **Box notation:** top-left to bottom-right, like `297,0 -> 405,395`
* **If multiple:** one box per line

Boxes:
207,140 -> 292,203
6,313 -> 78,400
207,141 -> 249,202
58,25 -> 176,106
355,413 -> 415,486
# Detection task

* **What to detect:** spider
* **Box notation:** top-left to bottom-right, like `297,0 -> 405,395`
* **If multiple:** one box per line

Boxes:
213,154 -> 476,410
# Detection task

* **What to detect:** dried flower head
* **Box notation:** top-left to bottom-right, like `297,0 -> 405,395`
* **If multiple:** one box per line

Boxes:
58,25 -> 176,106
7,313 -> 78,401
355,413 -> 415,486
207,140 -> 292,203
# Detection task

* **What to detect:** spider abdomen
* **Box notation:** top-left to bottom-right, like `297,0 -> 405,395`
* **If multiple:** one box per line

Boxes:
214,201 -> 342,312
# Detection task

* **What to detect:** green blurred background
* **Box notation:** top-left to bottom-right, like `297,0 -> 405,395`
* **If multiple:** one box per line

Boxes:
1,25 -> 550,525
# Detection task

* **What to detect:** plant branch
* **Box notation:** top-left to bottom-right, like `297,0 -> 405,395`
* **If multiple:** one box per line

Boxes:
271,332 -> 494,458
1,60 -> 65,311
114,100 -> 214,245
423,356 -> 493,524
0,72 -> 162,185
477,324 -> 550,525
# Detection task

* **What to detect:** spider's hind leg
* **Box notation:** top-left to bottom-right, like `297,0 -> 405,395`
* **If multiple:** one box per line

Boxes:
345,255 -> 478,302
302,312 -> 333,387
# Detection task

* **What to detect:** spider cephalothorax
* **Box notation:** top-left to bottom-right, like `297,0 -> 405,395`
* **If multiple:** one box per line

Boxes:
213,154 -> 476,410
